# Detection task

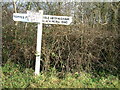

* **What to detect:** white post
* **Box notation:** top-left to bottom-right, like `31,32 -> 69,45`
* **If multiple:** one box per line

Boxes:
35,10 -> 43,75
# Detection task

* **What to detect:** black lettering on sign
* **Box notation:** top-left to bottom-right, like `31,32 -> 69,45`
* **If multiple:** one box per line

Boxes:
44,16 -> 47,19
56,21 -> 60,23
65,18 -> 69,20
14,15 -> 19,18
25,16 -> 28,20
14,15 -> 25,19
50,17 -> 53,19
47,16 -> 49,19
55,17 -> 57,19
61,21 -> 67,24
58,18 -> 60,20
49,20 -> 51,22
20,16 -> 21,18
61,18 -> 63,20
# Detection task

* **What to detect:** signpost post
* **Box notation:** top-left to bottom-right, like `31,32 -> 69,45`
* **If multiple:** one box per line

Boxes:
13,10 -> 72,75
27,10 -> 43,75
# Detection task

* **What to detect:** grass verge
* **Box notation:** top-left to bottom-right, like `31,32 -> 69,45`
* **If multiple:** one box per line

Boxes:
1,61 -> 119,88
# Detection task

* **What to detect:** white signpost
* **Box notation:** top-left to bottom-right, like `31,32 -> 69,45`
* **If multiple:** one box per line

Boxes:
13,10 -> 72,75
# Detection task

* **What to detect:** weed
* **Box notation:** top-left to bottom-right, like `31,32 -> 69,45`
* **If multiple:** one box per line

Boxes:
1,62 -> 119,88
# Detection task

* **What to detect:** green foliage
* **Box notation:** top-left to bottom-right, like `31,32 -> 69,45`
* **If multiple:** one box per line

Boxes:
1,62 -> 118,88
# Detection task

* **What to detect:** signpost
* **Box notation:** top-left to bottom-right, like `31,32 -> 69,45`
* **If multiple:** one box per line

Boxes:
13,10 -> 72,75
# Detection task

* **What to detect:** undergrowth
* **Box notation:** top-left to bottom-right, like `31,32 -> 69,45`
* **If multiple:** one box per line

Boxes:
1,61 -> 119,88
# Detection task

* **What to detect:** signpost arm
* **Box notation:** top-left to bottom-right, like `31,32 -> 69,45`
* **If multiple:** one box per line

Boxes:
35,10 -> 43,75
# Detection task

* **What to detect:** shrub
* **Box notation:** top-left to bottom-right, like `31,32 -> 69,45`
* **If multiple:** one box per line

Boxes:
3,24 -> 119,75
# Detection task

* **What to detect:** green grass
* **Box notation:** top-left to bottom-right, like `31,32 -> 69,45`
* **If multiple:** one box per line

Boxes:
1,61 -> 119,88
